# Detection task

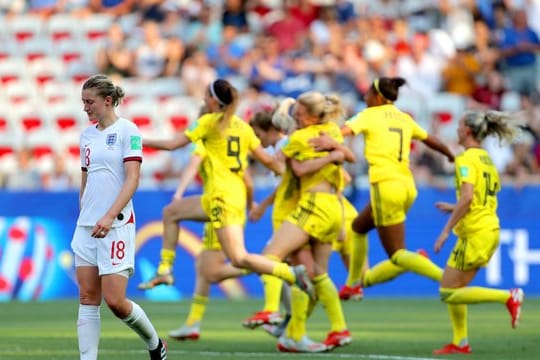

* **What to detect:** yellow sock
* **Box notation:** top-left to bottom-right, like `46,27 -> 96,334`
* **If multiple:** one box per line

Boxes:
287,286 -> 309,341
313,273 -> 347,332
346,232 -> 367,286
261,274 -> 282,312
185,294 -> 208,325
448,304 -> 468,346
157,248 -> 176,274
440,287 -> 510,304
391,249 -> 443,281
271,262 -> 295,284
363,259 -> 405,287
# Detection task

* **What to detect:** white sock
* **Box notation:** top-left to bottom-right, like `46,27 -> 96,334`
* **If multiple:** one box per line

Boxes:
122,300 -> 159,350
77,304 -> 100,360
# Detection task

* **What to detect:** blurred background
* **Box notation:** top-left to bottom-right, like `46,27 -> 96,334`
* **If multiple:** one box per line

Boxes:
0,0 -> 539,302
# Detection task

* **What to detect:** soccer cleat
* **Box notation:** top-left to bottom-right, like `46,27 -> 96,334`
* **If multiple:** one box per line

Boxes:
433,343 -> 472,355
242,311 -> 283,329
138,271 -> 174,290
506,287 -> 524,329
338,284 -> 364,301
292,265 -> 317,300
168,322 -> 200,341
323,329 -> 352,350
262,313 -> 291,338
277,335 -> 327,353
149,338 -> 168,360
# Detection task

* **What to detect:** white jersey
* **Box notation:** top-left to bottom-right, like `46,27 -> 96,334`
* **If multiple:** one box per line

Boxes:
265,136 -> 288,187
77,118 -> 143,227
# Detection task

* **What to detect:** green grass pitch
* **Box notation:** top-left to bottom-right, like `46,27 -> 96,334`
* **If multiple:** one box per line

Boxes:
0,297 -> 538,359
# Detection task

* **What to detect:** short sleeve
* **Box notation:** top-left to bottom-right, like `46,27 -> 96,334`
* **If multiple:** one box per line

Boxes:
123,122 -> 143,162
456,153 -> 476,185
184,115 -> 209,143
345,112 -> 367,135
410,118 -> 428,141
281,132 -> 302,159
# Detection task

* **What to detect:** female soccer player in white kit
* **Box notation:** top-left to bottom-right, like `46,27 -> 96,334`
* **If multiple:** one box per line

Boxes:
71,74 -> 167,360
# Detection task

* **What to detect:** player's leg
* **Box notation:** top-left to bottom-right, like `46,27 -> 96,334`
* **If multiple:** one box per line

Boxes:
138,195 -> 208,289
311,241 -> 351,350
73,226 -> 101,360
373,181 -> 442,281
101,224 -> 166,359
168,252 -> 209,341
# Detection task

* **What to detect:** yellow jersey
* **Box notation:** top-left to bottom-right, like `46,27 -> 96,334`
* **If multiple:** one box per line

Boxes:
454,148 -> 500,235
346,104 -> 427,183
185,112 -> 261,195
191,141 -> 210,192
281,122 -> 345,192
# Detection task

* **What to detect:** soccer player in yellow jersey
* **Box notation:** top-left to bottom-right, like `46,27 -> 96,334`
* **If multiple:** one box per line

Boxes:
311,77 -> 454,294
243,110 -> 293,329
140,79 -> 314,302
252,92 -> 356,352
432,111 -> 524,355
167,141 -> 251,341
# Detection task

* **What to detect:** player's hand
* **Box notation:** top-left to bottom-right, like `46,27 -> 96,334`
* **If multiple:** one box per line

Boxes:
249,203 -> 265,222
92,214 -> 115,238
172,190 -> 184,201
330,149 -> 345,164
434,231 -> 449,254
309,132 -> 337,151
435,202 -> 454,213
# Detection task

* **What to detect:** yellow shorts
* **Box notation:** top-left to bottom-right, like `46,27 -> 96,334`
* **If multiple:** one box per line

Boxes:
370,178 -> 417,227
286,192 -> 342,244
201,192 -> 246,229
201,223 -> 221,251
447,229 -> 499,271
332,197 -> 357,255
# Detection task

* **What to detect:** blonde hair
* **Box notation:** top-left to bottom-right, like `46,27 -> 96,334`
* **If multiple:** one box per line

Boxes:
272,97 -> 296,132
82,74 -> 125,107
463,110 -> 522,143
296,91 -> 344,124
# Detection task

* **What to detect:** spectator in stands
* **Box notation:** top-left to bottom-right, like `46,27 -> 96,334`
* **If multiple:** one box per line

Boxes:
4,147 -> 42,191
395,32 -> 444,100
470,70 -> 507,110
182,2 -> 222,50
162,36 -> 185,77
309,5 -> 342,57
265,2 -> 309,53
473,19 -> 501,73
222,0 -> 249,32
180,49 -> 218,99
96,23 -> 133,78
498,8 -> 540,99
206,24 -> 248,77
43,152 -> 75,191
88,0 -> 136,17
441,46 -> 481,97
132,20 -> 169,79
503,130 -> 540,187
248,35 -> 287,96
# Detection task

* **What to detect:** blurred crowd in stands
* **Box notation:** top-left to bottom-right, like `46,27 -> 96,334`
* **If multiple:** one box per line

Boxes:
1,0 -> 540,192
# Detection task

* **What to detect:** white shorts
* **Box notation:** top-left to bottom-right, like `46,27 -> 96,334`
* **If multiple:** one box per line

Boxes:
71,223 -> 135,277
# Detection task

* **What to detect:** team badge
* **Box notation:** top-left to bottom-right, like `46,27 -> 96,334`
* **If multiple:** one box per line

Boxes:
106,133 -> 117,146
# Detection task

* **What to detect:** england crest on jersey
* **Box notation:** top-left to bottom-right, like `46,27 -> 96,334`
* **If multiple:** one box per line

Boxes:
106,133 -> 117,146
